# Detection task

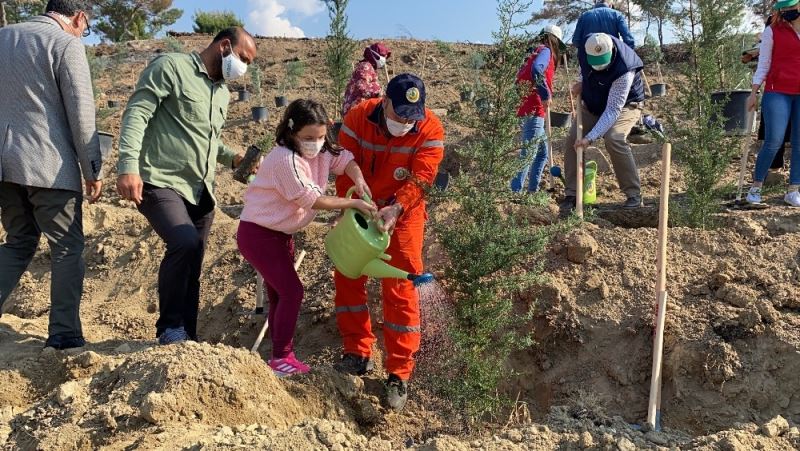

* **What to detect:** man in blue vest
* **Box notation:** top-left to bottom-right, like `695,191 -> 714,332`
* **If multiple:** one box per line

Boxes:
572,1 -> 635,49
561,32 -> 645,214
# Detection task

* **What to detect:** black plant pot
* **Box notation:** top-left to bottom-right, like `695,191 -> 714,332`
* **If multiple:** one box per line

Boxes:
650,83 -> 668,97
710,90 -> 754,136
475,97 -> 491,115
251,106 -> 268,123
460,90 -> 475,102
275,96 -> 289,107
107,100 -> 119,108
549,111 -> 572,129
238,90 -> 251,102
434,171 -> 450,191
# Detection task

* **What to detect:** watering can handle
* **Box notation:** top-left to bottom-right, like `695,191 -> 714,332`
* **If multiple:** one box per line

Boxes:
345,187 -> 386,230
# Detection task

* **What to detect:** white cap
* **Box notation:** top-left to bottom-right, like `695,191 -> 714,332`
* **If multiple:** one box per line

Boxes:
584,33 -> 614,67
542,24 -> 564,43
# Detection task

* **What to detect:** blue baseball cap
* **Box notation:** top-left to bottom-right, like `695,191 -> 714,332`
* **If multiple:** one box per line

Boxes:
386,73 -> 426,121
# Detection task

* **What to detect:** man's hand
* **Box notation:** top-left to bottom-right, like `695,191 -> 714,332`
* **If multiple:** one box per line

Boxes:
542,98 -> 551,110
574,138 -> 590,151
571,82 -> 582,98
117,174 -> 144,205
377,204 -> 403,234
84,180 -> 103,204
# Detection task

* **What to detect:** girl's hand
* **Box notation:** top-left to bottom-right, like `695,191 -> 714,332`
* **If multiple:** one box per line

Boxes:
350,199 -> 378,217
747,92 -> 758,112
354,179 -> 373,202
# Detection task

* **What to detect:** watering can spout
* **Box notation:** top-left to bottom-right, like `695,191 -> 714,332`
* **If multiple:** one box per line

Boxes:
362,258 -> 411,280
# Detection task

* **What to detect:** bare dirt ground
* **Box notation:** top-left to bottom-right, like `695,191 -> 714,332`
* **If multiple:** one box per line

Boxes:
1,36 -> 799,450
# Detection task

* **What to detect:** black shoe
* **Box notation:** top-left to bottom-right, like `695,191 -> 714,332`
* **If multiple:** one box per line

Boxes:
559,195 -> 577,218
386,374 -> 408,411
334,353 -> 374,376
44,335 -> 86,350
622,195 -> 643,209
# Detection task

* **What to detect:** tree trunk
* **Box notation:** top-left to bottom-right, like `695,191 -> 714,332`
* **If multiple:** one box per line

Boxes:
657,19 -> 664,50
1,2 -> 8,28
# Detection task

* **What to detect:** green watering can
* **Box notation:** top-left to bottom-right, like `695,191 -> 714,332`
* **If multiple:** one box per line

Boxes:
324,188 -> 434,286
584,160 -> 598,205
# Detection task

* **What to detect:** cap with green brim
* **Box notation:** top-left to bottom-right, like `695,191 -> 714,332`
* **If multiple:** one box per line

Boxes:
775,0 -> 799,9
584,33 -> 614,67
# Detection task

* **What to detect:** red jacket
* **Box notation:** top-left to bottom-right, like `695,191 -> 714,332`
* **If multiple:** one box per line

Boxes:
766,22 -> 800,95
336,98 -> 445,218
516,45 -> 555,118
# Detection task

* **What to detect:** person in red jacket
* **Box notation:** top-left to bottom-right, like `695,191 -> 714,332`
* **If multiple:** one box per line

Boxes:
333,74 -> 445,411
746,0 -> 800,207
510,24 -> 566,192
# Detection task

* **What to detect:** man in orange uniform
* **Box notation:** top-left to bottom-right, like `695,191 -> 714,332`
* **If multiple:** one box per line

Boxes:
334,74 -> 444,411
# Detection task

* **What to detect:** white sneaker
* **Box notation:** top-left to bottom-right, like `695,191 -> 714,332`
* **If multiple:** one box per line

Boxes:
784,191 -> 800,207
746,187 -> 762,204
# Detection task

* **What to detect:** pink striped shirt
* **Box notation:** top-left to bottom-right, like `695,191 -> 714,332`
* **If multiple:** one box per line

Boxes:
240,145 -> 354,234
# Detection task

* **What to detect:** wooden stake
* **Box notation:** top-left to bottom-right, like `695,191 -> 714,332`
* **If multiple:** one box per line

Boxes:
545,106 -> 555,189
255,274 -> 265,313
575,96 -> 584,220
251,250 -> 307,354
656,60 -> 664,84
647,142 -> 672,431
735,112 -> 757,202
641,70 -> 653,97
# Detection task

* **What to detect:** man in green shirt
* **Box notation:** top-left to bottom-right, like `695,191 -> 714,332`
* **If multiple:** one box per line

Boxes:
116,27 -> 257,345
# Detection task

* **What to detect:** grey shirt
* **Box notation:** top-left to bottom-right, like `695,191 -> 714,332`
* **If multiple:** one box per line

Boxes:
0,16 -> 101,193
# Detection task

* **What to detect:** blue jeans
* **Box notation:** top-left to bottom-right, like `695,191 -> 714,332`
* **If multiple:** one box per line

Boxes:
754,92 -> 800,185
510,116 -> 548,192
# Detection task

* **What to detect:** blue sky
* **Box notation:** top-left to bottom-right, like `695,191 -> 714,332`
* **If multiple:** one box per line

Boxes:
153,1 -> 700,45
169,0 -> 507,43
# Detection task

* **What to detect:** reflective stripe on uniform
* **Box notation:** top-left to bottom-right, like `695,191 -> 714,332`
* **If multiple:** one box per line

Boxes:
341,124 -> 388,152
341,124 -> 358,139
361,141 -> 387,152
336,304 -> 369,314
422,140 -> 444,148
384,321 -> 421,333
390,146 -> 416,154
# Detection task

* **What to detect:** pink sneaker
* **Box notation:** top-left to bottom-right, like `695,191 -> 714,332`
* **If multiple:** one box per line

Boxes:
268,352 -> 310,377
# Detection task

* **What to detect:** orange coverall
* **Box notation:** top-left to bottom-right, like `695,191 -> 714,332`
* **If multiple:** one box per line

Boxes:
335,98 -> 445,380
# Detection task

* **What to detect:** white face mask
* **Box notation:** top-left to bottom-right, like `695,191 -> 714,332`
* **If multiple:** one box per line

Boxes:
222,49 -> 248,81
386,116 -> 414,137
299,139 -> 325,159
370,49 -> 387,68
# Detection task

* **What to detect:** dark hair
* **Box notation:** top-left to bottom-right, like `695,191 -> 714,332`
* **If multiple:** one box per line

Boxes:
276,99 -> 342,156
46,0 -> 92,16
212,27 -> 252,47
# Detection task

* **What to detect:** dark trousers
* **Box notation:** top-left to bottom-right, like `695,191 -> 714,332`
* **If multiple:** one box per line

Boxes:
137,184 -> 214,340
0,182 -> 85,339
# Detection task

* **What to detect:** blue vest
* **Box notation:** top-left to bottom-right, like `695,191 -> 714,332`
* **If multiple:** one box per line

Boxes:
579,36 -> 645,117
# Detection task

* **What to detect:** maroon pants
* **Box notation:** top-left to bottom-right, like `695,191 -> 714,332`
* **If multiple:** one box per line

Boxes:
237,221 -> 302,359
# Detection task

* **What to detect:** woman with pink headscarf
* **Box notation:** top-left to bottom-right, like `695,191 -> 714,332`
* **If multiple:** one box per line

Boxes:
342,42 -> 391,116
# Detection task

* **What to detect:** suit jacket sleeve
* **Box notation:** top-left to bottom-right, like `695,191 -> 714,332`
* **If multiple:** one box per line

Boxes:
59,39 -> 101,182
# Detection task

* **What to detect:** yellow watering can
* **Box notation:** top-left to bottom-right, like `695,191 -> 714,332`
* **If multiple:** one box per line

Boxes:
324,188 -> 434,286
